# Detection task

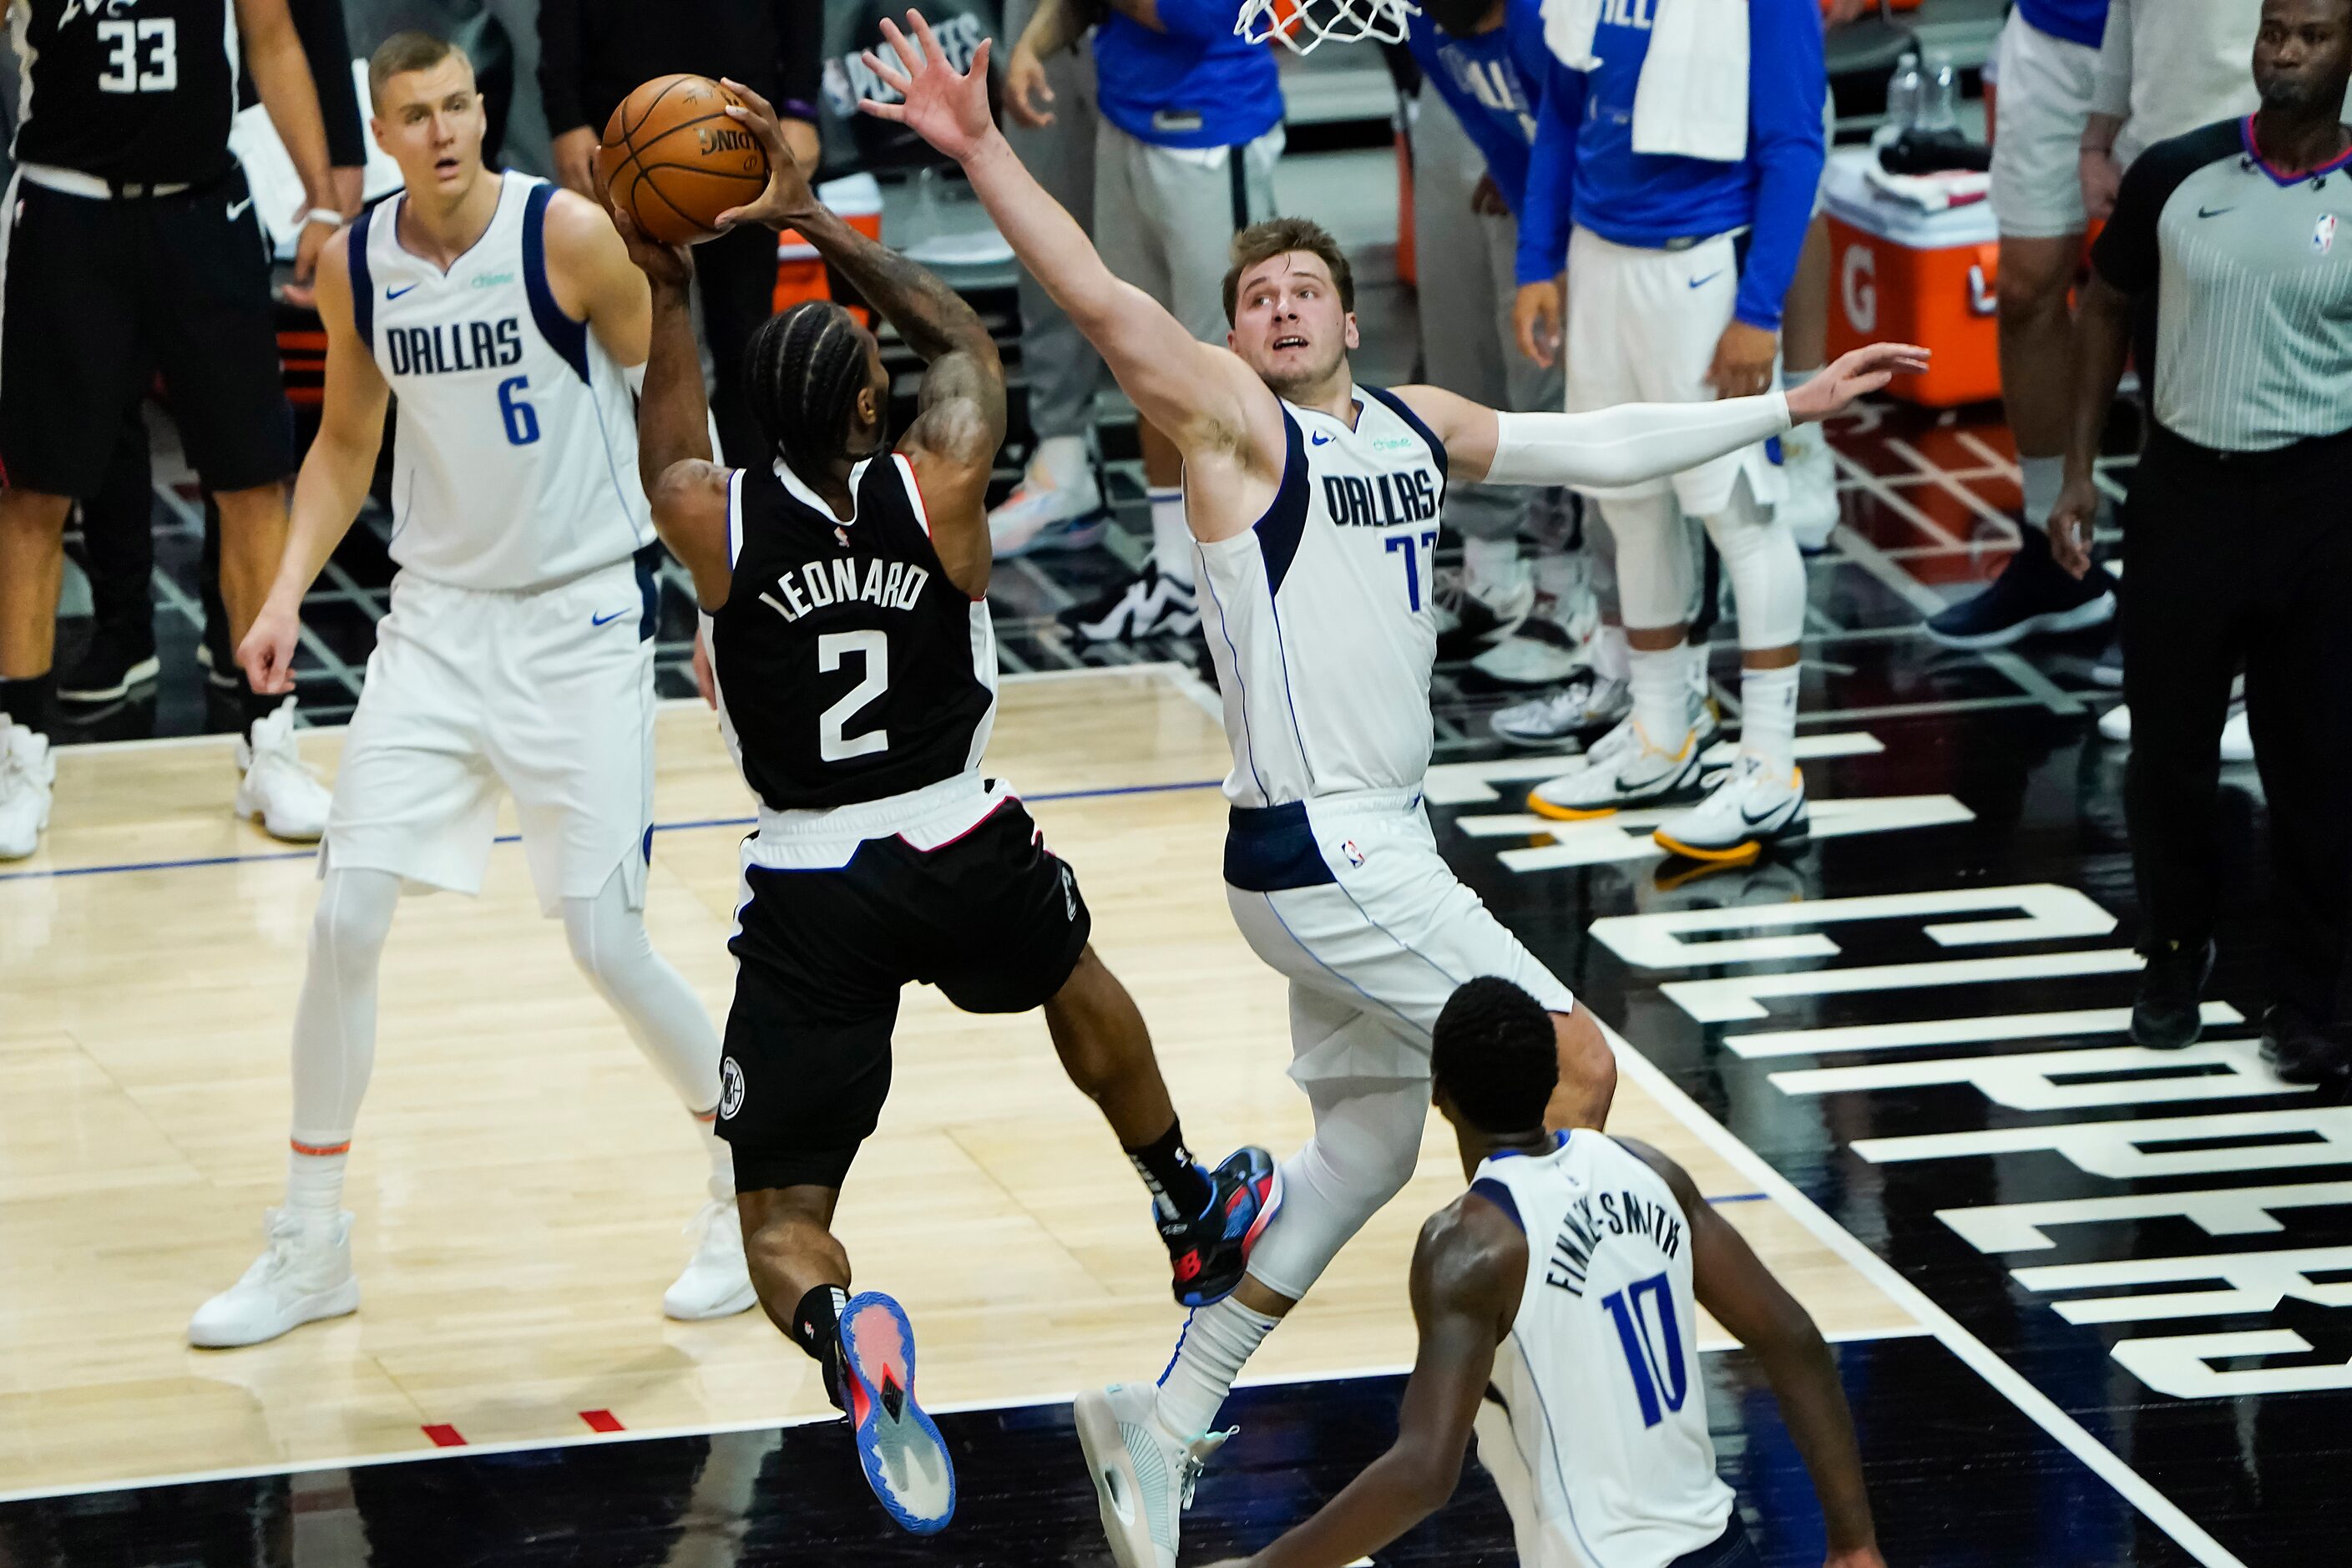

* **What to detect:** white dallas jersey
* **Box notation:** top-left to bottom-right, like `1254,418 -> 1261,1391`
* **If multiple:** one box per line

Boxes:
1474,1132 -> 1735,1568
1195,387 -> 1445,807
347,173 -> 651,590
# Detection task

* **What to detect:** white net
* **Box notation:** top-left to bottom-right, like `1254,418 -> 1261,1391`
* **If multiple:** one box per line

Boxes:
1234,0 -> 1419,54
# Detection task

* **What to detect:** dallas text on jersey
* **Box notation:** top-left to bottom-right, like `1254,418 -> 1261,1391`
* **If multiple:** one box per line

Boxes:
1543,1185 -> 1686,1297
383,318 -> 526,377
1320,467 -> 1440,530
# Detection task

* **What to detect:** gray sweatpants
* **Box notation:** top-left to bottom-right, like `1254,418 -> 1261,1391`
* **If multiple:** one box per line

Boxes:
1094,116 -> 1283,344
1410,91 -> 1562,544
1004,0 -> 1108,443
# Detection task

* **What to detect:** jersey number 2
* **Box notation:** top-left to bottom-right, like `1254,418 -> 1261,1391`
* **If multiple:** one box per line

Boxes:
818,630 -> 889,761
97,18 -> 177,94
1601,1271 -> 1690,1429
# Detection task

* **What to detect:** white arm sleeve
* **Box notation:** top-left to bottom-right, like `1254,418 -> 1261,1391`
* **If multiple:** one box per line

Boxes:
1484,394 -> 1793,489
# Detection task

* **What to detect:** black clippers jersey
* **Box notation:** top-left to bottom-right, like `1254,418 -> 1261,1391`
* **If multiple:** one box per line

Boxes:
714,453 -> 999,813
10,0 -> 240,183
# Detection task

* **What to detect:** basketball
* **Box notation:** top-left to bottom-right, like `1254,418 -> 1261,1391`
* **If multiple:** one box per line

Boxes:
598,73 -> 768,246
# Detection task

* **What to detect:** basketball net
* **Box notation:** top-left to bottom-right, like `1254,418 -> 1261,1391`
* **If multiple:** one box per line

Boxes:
1235,0 -> 1419,54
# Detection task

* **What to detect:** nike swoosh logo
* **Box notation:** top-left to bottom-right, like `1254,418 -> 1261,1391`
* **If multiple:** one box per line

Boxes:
1310,431 -> 1333,446
2198,205 -> 2235,219
591,609 -> 630,627
1688,271 -> 1724,289
387,282 -> 421,299
1741,799 -> 1794,827
227,198 -> 252,220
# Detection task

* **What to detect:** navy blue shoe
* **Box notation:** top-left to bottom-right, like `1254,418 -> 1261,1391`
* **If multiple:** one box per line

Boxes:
1925,543 -> 2116,650
1162,1146 -> 1283,1309
838,1291 -> 956,1535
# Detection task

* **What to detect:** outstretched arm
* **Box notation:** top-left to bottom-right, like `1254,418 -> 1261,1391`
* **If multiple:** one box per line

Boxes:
716,80 -> 1004,598
861,12 -> 1273,488
1621,1138 -> 1885,1568
1213,1197 -> 1523,1568
1399,341 -> 1929,488
607,212 -> 732,611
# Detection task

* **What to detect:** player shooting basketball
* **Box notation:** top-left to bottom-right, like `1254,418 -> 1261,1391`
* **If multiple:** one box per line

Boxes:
861,13 -> 1925,1565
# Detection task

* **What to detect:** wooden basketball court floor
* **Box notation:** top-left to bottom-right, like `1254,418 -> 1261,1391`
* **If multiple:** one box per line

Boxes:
0,665 -> 1917,1503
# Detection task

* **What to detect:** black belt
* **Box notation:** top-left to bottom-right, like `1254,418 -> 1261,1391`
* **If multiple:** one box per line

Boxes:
2147,420 -> 2352,474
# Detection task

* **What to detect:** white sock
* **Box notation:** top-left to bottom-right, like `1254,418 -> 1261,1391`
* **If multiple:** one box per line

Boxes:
1155,1296 -> 1279,1439
286,1146 -> 348,1221
1463,535 -> 1520,593
1033,433 -> 1090,489
1628,644 -> 1689,746
2019,456 -> 2065,533
1590,622 -> 1631,685
1740,663 -> 1801,773
1149,489 -> 1194,588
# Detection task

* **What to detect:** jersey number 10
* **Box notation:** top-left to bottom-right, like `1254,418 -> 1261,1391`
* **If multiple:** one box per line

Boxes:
97,18 -> 177,94
1601,1270 -> 1691,1429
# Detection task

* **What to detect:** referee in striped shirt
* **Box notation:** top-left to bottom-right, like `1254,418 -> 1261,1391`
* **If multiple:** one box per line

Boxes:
2051,0 -> 2352,1085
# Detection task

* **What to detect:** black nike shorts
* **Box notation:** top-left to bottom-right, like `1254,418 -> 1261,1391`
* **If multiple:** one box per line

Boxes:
0,165 -> 295,497
719,797 -> 1093,1193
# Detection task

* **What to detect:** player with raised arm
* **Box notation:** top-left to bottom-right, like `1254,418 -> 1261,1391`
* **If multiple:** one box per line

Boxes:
1206,977 -> 1887,1568
612,81 -> 1280,1538
861,14 -> 1924,1565
190,33 -> 751,1350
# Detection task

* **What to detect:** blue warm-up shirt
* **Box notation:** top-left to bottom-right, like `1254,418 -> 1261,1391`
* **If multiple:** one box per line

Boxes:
1092,0 -> 1283,149
1406,0 -> 1550,212
2015,0 -> 2110,51
1515,0 -> 1828,333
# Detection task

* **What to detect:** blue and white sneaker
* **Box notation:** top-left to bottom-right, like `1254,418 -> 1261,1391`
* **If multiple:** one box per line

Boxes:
838,1291 -> 956,1535
1925,544 -> 2116,649
1161,1146 -> 1282,1309
1074,1382 -> 1232,1568
990,436 -> 1107,559
1651,754 -> 1808,863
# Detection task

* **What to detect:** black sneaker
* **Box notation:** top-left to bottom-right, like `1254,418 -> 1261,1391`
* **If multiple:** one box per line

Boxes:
1925,543 -> 2117,650
57,623 -> 159,704
2131,938 -> 2214,1050
2261,1003 -> 2352,1086
1058,563 -> 1200,644
194,637 -> 240,690
1161,1146 -> 1282,1309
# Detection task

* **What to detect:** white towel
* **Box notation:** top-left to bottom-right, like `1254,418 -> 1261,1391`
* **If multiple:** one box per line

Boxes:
1539,0 -> 1750,164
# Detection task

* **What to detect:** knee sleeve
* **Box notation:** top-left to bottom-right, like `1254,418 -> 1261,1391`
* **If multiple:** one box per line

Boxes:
1245,1076 -> 1431,1300
562,865 -> 722,1113
291,867 -> 402,1145
1702,478 -> 1805,651
1597,493 -> 1692,633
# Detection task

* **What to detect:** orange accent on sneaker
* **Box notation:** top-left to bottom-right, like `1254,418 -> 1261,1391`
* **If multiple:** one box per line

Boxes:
1650,832 -> 1764,866
290,1139 -> 351,1157
1527,792 -> 1617,822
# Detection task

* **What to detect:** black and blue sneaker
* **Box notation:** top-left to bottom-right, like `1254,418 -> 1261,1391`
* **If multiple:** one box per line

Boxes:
1925,541 -> 2116,650
837,1290 -> 956,1535
1161,1146 -> 1282,1309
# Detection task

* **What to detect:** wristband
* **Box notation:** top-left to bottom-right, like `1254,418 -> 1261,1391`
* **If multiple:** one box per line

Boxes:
303,207 -> 344,229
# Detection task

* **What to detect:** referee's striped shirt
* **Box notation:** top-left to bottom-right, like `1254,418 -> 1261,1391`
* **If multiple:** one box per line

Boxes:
2093,116 -> 2352,453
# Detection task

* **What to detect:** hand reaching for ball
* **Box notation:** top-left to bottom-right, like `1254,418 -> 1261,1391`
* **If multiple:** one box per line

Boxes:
609,202 -> 693,291
712,79 -> 823,233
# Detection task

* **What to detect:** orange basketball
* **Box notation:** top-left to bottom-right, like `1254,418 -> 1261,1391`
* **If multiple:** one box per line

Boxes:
599,74 -> 768,247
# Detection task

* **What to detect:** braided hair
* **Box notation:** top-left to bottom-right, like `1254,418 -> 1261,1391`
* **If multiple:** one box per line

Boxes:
743,300 -> 874,483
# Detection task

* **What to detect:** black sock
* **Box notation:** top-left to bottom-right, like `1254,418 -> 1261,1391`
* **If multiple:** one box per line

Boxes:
231,680 -> 285,733
792,1283 -> 852,1410
1126,1120 -> 1212,1222
0,673 -> 55,736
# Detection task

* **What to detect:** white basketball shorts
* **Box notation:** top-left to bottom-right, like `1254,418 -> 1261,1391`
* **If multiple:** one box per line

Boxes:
1561,225 -> 1788,516
1990,8 -> 2102,240
321,555 -> 658,915
1224,789 -> 1578,1085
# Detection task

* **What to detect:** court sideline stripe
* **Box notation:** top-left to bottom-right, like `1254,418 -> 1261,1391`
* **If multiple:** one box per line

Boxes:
0,778 -> 1228,885
0,1325 -> 1930,1507
1595,1019 -> 2248,1568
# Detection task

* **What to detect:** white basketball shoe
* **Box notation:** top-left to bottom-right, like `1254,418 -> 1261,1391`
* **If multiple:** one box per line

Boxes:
188,1207 -> 361,1348
1073,1382 -> 1232,1568
1651,754 -> 1810,862
234,699 -> 331,842
1776,416 -> 1842,551
664,1198 -> 756,1319
0,716 -> 55,861
1527,705 -> 1720,820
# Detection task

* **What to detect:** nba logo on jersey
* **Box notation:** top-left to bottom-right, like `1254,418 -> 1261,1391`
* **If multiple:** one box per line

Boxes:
1341,839 -> 1365,867
2317,215 -> 2339,255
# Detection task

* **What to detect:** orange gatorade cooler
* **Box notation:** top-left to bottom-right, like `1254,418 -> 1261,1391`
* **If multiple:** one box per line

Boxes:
775,173 -> 885,325
1823,148 -> 2001,407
